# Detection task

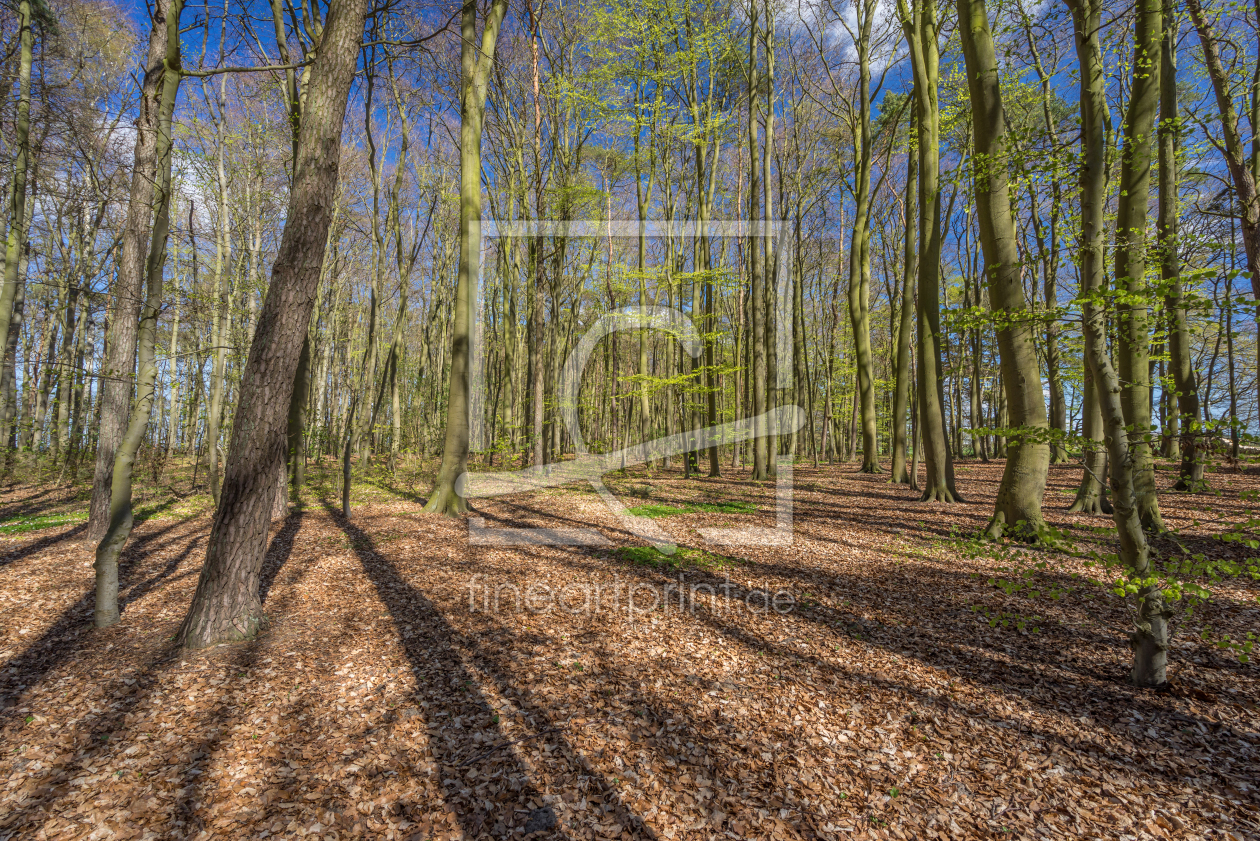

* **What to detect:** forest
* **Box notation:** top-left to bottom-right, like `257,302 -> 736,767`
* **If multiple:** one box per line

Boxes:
0,0 -> 1258,837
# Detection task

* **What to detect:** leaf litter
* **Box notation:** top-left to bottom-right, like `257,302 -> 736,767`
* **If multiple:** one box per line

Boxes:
0,461 -> 1256,840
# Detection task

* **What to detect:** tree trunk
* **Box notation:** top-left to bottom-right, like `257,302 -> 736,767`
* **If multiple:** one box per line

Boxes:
890,114 -> 917,484
897,0 -> 960,502
425,0 -> 509,514
1114,0 -> 1164,532
1186,0 -> 1260,299
1069,362 -> 1109,514
176,0 -> 367,649
748,3 -> 768,481
0,0 -> 35,437
94,2 -> 182,627
1163,0 -> 1203,489
1070,0 -> 1167,686
848,0 -> 881,473
86,0 -> 169,541
957,0 -> 1050,539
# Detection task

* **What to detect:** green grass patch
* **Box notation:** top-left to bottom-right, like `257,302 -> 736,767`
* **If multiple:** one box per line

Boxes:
0,510 -> 88,535
616,544 -> 741,572
626,501 -> 757,518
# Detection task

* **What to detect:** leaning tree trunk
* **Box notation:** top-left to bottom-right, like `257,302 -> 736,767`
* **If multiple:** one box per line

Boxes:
94,2 -> 182,628
1159,0 -> 1202,491
87,0 -> 170,543
1186,0 -> 1260,299
1070,0 -> 1167,686
425,0 -> 509,515
1114,0 -> 1164,532
176,0 -> 367,649
897,0 -> 960,502
958,0 -> 1050,539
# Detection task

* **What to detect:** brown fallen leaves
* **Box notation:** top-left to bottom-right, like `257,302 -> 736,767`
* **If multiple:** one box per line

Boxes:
0,460 -> 1257,840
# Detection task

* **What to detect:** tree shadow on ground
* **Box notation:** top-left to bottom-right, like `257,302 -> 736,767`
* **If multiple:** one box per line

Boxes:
324,500 -> 659,839
0,511 -> 306,838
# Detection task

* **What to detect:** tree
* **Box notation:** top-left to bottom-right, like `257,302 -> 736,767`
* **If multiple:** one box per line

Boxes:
1186,0 -> 1260,299
1113,0 -> 1165,533
844,0 -> 885,474
1158,0 -> 1203,491
895,0 -> 961,502
956,0 -> 1050,539
93,0 -> 184,627
425,0 -> 511,515
85,0 -> 170,542
177,0 -> 368,649
1068,0 -> 1168,687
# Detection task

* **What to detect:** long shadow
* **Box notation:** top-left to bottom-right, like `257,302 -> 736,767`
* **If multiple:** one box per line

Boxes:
259,508 -> 304,605
0,487 -> 59,523
0,517 -> 203,715
324,501 -> 656,839
3,510 -> 307,838
168,512 -> 309,836
553,544 -> 1260,793
0,522 -> 87,570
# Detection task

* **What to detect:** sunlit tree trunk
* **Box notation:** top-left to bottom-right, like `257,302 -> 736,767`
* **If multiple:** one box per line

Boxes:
1159,0 -> 1202,491
177,0 -> 367,648
86,0 -> 169,541
897,0 -> 960,502
1186,0 -> 1260,299
957,0 -> 1050,539
847,0 -> 881,473
890,113 -> 917,485
748,0 -> 768,481
425,0 -> 510,514
1114,0 -> 1164,532
94,0 -> 183,627
1069,0 -> 1167,686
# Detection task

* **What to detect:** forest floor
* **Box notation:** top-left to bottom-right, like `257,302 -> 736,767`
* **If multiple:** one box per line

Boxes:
0,456 -> 1257,841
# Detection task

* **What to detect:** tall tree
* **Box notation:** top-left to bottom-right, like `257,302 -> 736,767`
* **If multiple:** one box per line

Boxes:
177,0 -> 368,648
1186,0 -> 1260,299
844,0 -> 883,473
1159,0 -> 1203,490
1114,0 -> 1164,532
93,0 -> 184,627
889,106 -> 917,485
0,0 -> 44,430
425,0 -> 511,514
896,0 -> 960,502
86,0 -> 170,542
957,0 -> 1050,539
1068,0 -> 1168,687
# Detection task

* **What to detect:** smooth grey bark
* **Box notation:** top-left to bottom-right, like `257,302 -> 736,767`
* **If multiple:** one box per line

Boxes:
957,0 -> 1050,539
1158,0 -> 1203,491
1069,0 -> 1168,686
897,0 -> 960,502
890,113 -> 917,485
1113,0 -> 1164,532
